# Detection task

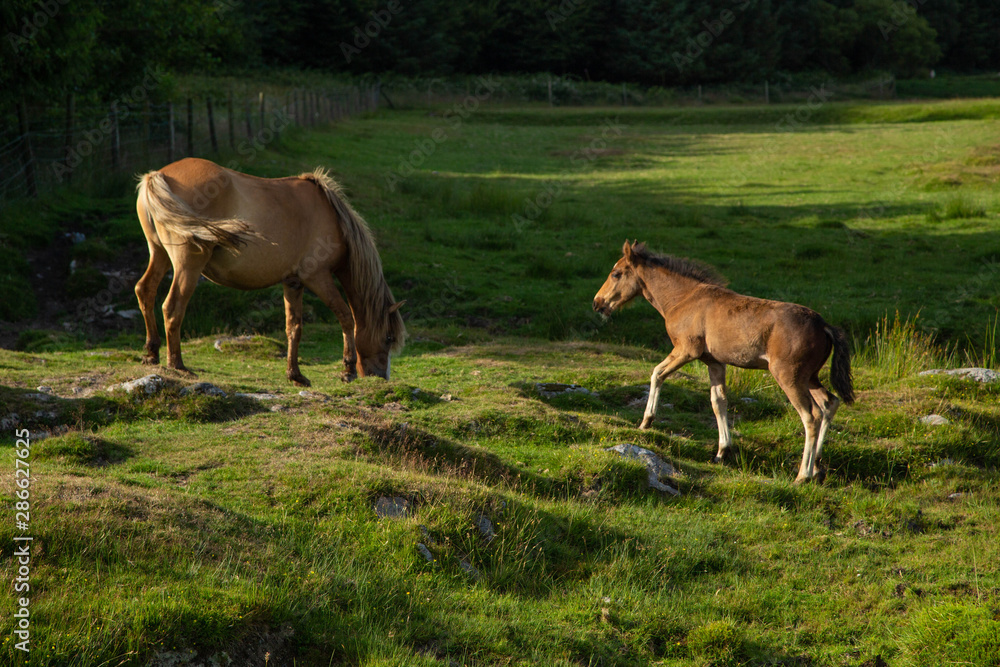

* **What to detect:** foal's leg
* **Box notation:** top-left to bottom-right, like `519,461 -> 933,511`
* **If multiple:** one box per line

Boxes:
135,242 -> 170,365
707,362 -> 734,463
809,379 -> 841,481
639,349 -> 694,429
161,250 -> 211,373
774,369 -> 823,483
282,281 -> 310,387
302,271 -> 358,382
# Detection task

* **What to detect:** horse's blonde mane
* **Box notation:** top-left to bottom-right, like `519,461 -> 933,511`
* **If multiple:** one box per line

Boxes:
299,169 -> 405,350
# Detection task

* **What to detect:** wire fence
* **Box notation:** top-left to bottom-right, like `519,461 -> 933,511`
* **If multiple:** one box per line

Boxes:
0,83 -> 382,203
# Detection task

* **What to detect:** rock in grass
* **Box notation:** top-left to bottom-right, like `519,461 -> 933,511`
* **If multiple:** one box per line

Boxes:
920,414 -> 949,426
118,374 -> 165,395
535,382 -> 593,398
417,543 -> 435,563
607,443 -> 681,496
180,382 -> 227,397
374,496 -> 410,519
475,514 -> 496,542
919,367 -> 1000,383
234,392 -> 280,401
459,559 -> 482,581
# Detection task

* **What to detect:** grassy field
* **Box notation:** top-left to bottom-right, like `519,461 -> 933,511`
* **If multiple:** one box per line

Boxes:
1,98 -> 999,666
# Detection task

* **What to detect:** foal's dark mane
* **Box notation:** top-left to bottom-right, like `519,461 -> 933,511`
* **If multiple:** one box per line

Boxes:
629,243 -> 728,286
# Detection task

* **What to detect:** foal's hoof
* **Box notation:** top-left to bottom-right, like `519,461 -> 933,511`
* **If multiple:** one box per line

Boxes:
638,418 -> 652,430
340,371 -> 357,383
289,373 -> 311,387
141,355 -> 159,366
713,447 -> 738,465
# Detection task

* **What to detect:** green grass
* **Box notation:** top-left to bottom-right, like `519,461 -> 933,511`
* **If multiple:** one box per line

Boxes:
2,97 -> 1000,666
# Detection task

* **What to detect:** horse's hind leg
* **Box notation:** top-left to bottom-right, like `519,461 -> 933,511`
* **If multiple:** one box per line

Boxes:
774,369 -> 823,483
282,280 -> 310,387
707,362 -> 734,463
161,250 -> 210,374
809,378 -> 840,482
135,242 -> 170,365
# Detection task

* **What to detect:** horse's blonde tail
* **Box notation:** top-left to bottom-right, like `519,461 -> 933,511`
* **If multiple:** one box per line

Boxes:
136,171 -> 260,252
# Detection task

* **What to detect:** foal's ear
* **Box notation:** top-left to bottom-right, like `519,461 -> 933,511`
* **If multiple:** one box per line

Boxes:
388,300 -> 406,314
622,240 -> 633,260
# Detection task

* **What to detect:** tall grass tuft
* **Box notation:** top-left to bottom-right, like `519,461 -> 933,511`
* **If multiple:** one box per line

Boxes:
926,194 -> 987,222
964,311 -> 999,369
857,312 -> 946,380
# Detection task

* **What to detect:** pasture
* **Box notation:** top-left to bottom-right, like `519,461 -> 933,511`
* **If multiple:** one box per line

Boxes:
1,98 -> 999,666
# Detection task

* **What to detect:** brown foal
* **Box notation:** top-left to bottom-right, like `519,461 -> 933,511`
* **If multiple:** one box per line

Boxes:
593,241 -> 854,483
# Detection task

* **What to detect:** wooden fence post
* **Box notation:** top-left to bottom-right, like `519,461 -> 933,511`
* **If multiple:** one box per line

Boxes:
258,92 -> 265,136
168,102 -> 175,163
207,97 -> 218,153
186,98 -> 194,157
17,99 -> 37,198
227,92 -> 235,150
764,80 -> 770,104
63,93 -> 75,184
110,101 -> 120,170
245,96 -> 253,140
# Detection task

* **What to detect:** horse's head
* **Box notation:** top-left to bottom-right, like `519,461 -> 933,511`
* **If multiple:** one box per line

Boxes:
353,300 -> 405,380
593,240 -> 644,317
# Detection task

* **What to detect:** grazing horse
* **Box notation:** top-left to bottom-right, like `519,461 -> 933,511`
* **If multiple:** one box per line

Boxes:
593,241 -> 854,483
135,158 -> 404,385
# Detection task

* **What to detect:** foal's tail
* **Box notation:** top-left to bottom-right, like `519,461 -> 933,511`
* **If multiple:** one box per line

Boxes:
825,325 -> 855,405
136,171 -> 260,252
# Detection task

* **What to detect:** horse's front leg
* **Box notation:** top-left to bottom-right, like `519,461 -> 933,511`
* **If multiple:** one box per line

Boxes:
707,362 -> 734,463
304,272 -> 358,382
283,281 -> 310,386
639,349 -> 693,429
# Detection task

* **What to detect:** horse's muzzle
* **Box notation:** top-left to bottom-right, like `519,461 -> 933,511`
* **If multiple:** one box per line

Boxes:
593,298 -> 610,317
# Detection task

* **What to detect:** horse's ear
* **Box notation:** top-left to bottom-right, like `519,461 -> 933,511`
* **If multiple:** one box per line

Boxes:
389,300 -> 406,314
622,240 -> 633,260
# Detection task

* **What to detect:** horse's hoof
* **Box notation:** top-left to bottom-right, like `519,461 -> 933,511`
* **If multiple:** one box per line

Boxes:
290,375 -> 311,387
340,371 -> 357,383
712,455 -> 723,465
141,356 -> 159,366
638,418 -> 652,430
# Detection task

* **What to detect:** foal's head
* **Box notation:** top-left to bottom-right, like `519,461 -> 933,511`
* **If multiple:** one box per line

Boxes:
593,241 -> 645,317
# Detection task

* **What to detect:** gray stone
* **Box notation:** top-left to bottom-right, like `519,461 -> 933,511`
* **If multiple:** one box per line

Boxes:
475,514 -> 496,542
607,443 -> 681,496
417,543 -> 435,563
234,392 -> 280,401
919,367 -> 1000,383
459,559 -> 482,581
119,374 -> 165,395
535,382 -> 593,398
920,414 -> 949,426
374,496 -> 410,519
180,382 -> 227,397
214,335 -> 255,352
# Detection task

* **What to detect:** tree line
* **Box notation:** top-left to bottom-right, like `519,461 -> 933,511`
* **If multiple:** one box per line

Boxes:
3,0 -> 999,107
